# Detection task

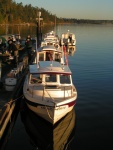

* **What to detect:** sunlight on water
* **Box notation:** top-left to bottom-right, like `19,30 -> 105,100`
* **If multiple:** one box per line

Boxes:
65,24 -> 113,149
2,24 -> 113,150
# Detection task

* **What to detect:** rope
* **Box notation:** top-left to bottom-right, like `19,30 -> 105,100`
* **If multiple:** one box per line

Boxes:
32,80 -> 56,105
5,94 -> 24,106
45,105 -> 53,121
44,89 -> 56,105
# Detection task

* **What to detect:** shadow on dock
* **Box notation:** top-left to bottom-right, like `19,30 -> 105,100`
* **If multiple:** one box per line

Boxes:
0,49 -> 36,141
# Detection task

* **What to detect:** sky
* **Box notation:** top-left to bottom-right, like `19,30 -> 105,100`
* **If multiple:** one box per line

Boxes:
14,0 -> 113,20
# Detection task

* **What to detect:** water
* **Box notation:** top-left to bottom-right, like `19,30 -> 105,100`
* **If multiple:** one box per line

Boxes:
1,24 -> 113,150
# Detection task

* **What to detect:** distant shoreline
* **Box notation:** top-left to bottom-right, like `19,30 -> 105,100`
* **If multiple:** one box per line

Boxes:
0,20 -> 113,27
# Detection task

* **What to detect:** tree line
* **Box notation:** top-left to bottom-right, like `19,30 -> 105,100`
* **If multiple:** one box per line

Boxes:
0,0 -> 113,25
0,0 -> 64,25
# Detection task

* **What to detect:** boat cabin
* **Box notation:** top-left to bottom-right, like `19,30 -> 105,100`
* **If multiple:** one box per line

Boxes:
41,40 -> 60,49
41,31 -> 60,48
28,61 -> 72,87
35,45 -> 64,64
60,32 -> 76,46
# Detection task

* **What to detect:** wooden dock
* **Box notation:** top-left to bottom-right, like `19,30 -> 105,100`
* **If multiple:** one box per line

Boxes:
0,49 -> 35,139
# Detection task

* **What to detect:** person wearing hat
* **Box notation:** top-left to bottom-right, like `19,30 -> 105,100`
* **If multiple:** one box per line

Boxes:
25,35 -> 32,48
8,40 -> 18,65
25,35 -> 32,60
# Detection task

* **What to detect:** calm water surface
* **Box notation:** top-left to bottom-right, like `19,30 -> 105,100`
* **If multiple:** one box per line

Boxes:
2,24 -> 113,150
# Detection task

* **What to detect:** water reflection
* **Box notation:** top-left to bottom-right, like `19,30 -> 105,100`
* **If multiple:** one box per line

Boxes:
20,103 -> 76,150
0,25 -> 55,38
67,46 -> 76,56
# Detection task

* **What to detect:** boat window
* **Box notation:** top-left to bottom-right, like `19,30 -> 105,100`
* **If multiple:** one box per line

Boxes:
30,74 -> 42,84
39,53 -> 44,61
46,52 -> 50,60
46,51 -> 53,61
60,75 -> 71,84
55,53 -> 61,62
45,74 -> 56,82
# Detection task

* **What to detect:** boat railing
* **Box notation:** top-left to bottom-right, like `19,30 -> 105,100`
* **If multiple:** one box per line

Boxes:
45,85 -> 76,102
31,84 -> 75,103
43,86 -> 56,105
42,85 -> 75,104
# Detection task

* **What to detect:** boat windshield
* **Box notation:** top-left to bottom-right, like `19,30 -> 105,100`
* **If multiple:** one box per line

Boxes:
55,53 -> 61,62
39,53 -> 44,61
30,74 -> 42,84
60,74 -> 71,84
45,74 -> 57,82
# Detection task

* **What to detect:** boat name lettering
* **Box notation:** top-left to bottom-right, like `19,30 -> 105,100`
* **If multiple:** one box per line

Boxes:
55,106 -> 66,110
40,106 -> 66,110
41,106 -> 52,110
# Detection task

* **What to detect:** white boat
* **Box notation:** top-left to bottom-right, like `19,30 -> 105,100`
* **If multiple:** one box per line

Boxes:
34,45 -> 65,65
20,104 -> 76,149
60,30 -> 76,46
23,61 -> 77,124
41,31 -> 60,49
67,46 -> 76,56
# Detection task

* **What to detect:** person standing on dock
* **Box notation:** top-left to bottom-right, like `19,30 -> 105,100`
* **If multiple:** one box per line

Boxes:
25,35 -> 32,61
8,40 -> 18,65
0,38 -> 3,49
0,37 -> 7,54
25,35 -> 32,48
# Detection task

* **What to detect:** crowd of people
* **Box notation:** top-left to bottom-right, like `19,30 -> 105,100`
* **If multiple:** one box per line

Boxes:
0,34 -> 33,65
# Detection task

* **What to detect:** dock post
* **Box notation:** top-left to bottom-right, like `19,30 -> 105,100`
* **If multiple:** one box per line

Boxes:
36,11 -> 43,47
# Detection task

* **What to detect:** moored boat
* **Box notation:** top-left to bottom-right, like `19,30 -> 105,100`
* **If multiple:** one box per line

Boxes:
67,45 -> 76,56
41,31 -> 60,49
34,45 -> 65,65
23,61 -> 77,124
20,104 -> 76,149
60,30 -> 76,46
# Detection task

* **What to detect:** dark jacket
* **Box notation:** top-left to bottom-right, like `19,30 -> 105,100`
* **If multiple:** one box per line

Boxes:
8,42 -> 17,55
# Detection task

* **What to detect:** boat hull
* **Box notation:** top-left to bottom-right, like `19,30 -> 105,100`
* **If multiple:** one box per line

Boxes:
20,104 -> 76,149
25,99 -> 76,124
